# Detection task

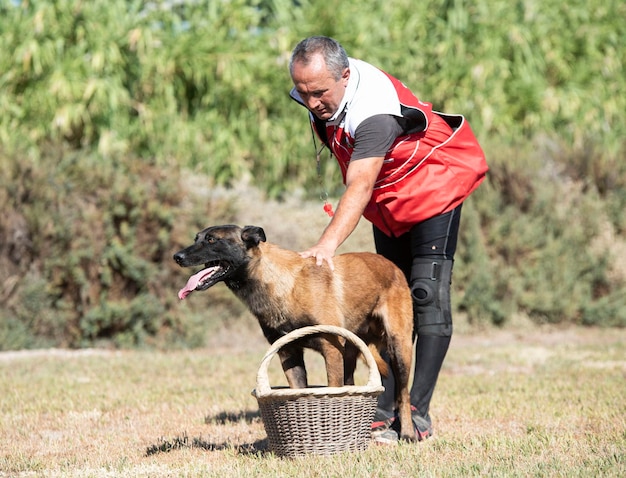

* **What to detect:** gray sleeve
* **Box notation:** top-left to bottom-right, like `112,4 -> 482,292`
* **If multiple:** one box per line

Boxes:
350,114 -> 405,160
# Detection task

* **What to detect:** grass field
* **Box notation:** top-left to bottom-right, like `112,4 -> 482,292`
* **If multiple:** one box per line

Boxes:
1,324 -> 625,477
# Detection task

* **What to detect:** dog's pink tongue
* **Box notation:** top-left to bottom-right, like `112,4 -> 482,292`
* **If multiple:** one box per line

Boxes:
178,269 -> 209,300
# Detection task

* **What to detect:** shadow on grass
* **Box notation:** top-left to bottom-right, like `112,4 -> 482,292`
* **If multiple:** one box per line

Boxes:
146,409 -> 269,457
145,434 -> 269,456
205,409 -> 260,425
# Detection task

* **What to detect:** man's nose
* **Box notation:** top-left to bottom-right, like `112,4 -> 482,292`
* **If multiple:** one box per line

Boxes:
305,96 -> 320,110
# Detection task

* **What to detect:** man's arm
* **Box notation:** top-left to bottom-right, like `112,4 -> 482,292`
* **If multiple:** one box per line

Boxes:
299,155 -> 384,270
299,114 -> 401,269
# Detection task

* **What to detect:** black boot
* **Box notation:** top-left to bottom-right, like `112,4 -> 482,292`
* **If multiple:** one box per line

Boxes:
410,334 -> 451,427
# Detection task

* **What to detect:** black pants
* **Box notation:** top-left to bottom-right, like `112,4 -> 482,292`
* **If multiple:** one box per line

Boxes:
373,204 -> 462,419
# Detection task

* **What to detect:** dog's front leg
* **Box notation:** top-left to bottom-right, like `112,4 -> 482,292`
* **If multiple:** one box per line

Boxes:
278,347 -> 308,388
319,335 -> 345,387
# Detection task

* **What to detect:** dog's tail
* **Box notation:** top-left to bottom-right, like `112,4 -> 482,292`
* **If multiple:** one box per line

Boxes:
368,343 -> 390,377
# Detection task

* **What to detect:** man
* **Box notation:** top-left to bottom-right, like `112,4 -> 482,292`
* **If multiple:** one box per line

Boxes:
289,36 -> 487,443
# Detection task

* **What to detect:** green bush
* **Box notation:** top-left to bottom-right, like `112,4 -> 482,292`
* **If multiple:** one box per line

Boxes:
3,0 -> 623,191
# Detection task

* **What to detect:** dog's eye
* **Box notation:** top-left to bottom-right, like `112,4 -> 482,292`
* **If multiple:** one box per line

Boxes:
206,237 -> 216,244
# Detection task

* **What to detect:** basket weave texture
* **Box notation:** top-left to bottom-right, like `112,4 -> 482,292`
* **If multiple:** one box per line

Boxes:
252,325 -> 384,458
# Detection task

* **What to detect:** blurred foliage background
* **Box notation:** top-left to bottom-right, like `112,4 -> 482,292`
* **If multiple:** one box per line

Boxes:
1,0 -> 625,349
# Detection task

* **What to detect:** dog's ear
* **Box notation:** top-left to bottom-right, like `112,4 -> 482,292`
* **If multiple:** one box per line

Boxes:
241,225 -> 266,248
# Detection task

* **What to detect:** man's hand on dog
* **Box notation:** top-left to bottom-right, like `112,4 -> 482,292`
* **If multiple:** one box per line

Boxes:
299,243 -> 336,271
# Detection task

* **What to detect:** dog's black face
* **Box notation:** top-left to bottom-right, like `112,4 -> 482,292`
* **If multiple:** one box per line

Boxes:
173,224 -> 266,299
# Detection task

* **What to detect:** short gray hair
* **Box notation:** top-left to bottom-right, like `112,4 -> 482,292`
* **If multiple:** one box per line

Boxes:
289,36 -> 349,80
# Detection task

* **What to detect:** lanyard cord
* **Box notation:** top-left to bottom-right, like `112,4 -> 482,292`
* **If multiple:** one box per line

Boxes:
310,121 -> 334,217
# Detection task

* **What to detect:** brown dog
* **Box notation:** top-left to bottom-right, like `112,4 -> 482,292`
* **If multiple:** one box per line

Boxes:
173,224 -> 415,441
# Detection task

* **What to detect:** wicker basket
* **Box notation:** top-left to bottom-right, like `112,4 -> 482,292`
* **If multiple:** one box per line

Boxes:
252,325 -> 384,458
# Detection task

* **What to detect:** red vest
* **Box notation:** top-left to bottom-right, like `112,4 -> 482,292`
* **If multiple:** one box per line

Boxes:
297,62 -> 488,237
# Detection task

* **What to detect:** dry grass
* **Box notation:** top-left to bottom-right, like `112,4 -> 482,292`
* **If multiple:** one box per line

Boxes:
1,324 -> 625,477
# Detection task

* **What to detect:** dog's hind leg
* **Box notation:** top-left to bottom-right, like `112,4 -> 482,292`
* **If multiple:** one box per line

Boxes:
342,342 -> 359,386
388,337 -> 415,441
278,347 -> 308,388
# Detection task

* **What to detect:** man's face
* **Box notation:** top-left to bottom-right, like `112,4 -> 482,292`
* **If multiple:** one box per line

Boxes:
291,53 -> 350,120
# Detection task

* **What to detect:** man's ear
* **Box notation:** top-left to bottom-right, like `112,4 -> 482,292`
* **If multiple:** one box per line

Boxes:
241,225 -> 266,249
341,66 -> 350,86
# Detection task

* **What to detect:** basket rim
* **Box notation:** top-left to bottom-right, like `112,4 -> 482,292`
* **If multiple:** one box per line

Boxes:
252,383 -> 384,400
252,325 -> 383,399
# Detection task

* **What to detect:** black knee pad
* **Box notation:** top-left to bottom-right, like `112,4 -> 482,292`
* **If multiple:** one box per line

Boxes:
410,258 -> 454,337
